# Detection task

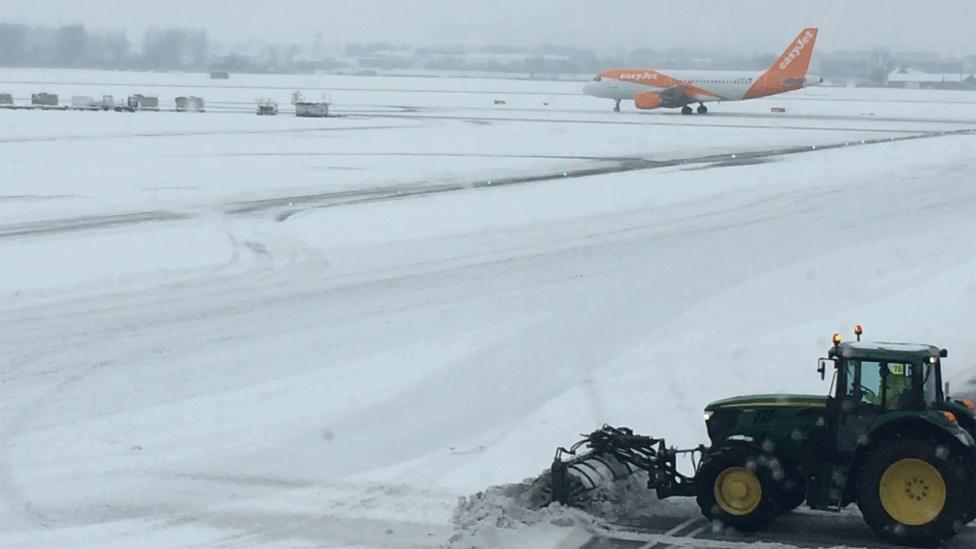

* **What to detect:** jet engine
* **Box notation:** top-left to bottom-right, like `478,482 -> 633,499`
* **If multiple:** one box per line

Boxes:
634,92 -> 663,110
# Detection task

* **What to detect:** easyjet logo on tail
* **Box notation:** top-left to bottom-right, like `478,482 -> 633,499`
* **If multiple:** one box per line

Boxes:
779,30 -> 816,70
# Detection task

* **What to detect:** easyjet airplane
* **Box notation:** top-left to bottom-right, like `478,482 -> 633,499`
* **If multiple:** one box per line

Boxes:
583,28 -> 822,113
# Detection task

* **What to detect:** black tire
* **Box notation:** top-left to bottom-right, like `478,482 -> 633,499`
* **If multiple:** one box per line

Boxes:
856,438 -> 971,547
696,446 -> 782,532
697,105 -> 708,114
681,106 -> 693,115
779,478 -> 806,514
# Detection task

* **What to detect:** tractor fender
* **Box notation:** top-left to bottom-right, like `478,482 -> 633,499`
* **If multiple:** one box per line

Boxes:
869,412 -> 976,450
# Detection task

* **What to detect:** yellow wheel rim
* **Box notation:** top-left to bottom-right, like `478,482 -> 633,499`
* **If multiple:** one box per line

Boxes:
714,466 -> 762,516
879,458 -> 946,526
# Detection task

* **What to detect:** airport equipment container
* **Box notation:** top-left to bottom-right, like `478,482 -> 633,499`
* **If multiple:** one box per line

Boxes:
295,102 -> 329,117
175,96 -> 205,112
70,96 -> 99,110
31,93 -> 59,107
128,95 -> 159,111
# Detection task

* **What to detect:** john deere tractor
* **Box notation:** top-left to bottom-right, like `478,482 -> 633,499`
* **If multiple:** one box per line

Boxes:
550,327 -> 976,546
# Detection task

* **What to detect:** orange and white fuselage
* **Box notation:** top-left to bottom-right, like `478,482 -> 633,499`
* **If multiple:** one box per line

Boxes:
584,28 -> 821,111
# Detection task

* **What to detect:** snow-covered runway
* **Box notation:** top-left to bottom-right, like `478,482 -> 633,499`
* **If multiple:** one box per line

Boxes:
1,69 -> 974,548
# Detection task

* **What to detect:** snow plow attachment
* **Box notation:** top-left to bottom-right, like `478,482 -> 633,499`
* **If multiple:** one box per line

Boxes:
550,425 -> 702,506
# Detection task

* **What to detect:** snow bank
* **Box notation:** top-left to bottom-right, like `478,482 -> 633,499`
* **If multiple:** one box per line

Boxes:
449,469 -> 702,548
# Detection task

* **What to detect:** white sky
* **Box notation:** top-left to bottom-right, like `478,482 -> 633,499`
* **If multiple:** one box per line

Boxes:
3,0 -> 975,55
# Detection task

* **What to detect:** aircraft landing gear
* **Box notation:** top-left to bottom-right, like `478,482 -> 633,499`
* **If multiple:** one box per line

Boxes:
697,104 -> 708,114
613,99 -> 621,112
681,105 -> 693,115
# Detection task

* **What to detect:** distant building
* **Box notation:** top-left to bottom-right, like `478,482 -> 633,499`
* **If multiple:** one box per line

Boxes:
887,68 -> 976,90
209,71 -> 230,79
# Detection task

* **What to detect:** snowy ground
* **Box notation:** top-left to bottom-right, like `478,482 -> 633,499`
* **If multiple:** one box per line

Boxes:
1,69 -> 975,548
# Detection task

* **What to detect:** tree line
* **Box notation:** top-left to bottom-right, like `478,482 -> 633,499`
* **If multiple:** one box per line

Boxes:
1,22 -> 971,81
0,23 -> 210,69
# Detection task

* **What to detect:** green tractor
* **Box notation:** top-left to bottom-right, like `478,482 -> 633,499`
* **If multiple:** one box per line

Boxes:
550,327 -> 976,546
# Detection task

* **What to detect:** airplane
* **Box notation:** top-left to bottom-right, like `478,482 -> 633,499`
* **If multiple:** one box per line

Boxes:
583,28 -> 822,114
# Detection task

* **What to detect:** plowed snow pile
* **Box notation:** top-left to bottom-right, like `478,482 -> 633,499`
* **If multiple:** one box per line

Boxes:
449,471 -> 695,548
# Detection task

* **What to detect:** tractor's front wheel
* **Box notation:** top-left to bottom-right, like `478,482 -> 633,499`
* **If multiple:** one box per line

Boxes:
856,438 -> 971,546
696,446 -> 782,532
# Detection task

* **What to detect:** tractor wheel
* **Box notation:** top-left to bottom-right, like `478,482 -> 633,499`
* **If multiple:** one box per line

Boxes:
696,446 -> 782,531
856,438 -> 971,546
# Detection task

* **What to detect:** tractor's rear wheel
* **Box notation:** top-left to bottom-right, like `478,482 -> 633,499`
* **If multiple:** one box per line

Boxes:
856,438 -> 970,546
696,446 -> 781,532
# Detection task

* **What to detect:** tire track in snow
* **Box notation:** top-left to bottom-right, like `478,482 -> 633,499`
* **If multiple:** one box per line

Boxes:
0,123 -> 414,144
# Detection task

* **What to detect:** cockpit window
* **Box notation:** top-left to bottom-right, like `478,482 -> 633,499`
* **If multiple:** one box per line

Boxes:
592,75 -> 602,82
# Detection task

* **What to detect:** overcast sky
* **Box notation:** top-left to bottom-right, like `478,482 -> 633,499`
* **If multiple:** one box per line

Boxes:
4,0 -> 975,55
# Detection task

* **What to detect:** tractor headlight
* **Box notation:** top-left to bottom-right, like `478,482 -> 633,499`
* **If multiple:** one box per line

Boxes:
704,410 -> 714,422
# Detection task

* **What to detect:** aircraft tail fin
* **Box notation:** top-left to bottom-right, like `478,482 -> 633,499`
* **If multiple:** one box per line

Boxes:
769,28 -> 818,79
746,28 -> 818,98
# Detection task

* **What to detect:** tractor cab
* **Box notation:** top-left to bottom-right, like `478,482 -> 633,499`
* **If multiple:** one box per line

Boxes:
805,329 -> 975,520
818,329 -> 973,446
822,332 -> 947,414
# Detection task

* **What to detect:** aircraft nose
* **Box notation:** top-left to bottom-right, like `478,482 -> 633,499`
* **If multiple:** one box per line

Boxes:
583,80 -> 612,98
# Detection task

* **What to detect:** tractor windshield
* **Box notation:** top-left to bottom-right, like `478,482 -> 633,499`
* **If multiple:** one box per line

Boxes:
843,359 -> 942,410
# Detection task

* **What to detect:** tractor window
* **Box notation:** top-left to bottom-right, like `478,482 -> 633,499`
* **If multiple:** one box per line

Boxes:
845,360 -> 884,405
884,363 -> 912,410
921,362 -> 939,406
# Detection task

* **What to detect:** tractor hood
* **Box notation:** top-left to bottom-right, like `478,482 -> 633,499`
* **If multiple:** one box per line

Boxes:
705,394 -> 828,412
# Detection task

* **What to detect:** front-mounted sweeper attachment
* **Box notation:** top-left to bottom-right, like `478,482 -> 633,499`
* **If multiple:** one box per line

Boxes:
550,425 -> 704,506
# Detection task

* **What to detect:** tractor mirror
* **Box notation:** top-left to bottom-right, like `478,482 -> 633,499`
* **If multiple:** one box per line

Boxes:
817,358 -> 835,380
939,349 -> 948,358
